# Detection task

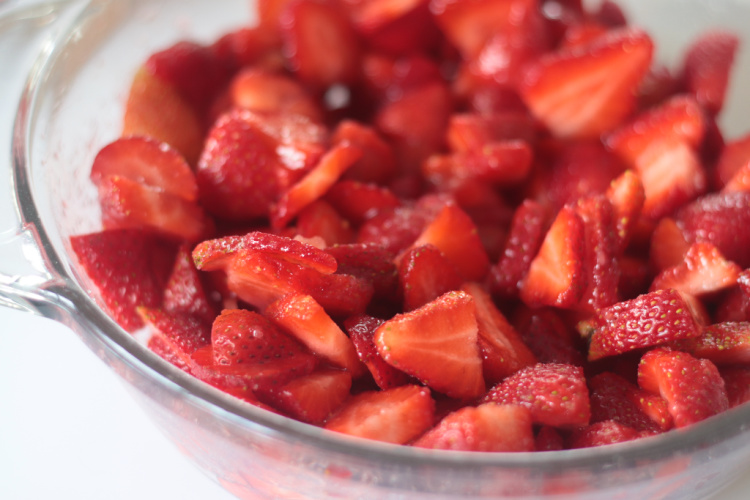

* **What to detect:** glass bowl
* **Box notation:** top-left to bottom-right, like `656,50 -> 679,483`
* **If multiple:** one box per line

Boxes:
3,0 -> 750,498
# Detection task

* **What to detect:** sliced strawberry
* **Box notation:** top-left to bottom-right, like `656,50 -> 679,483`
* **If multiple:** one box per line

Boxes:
722,160 -> 750,194
70,229 -> 177,331
122,67 -> 204,166
163,244 -> 218,325
636,65 -> 681,111
414,403 -> 535,452
649,217 -> 690,272
462,283 -> 536,384
272,144 -> 363,229
326,180 -> 401,226
90,136 -> 198,201
148,334 -> 191,372
192,230 -> 337,274
605,169 -> 645,253
617,255 -> 652,302
721,366 -> 750,408
357,196 -> 446,254
483,363 -> 591,428
296,200 -> 355,246
715,133 -> 750,188
138,307 -> 212,369
332,120 -> 398,184
209,25 -> 282,73
359,52 -> 443,102
519,205 -> 586,308
568,421 -> 644,449
680,31 -> 739,116
404,202 -> 490,282
587,289 -> 702,361
445,112 -> 538,153
589,372 -> 672,433
325,243 -> 399,302
675,191 -> 750,268
279,0 -> 361,88
638,348 -> 728,428
374,291 -> 485,399
670,322 -> 750,366
490,199 -> 547,299
398,244 -> 463,311
514,307 -> 586,366
650,242 -> 741,297
535,426 -> 565,452
229,67 -> 323,122
256,368 -> 352,424
98,176 -> 214,242
519,28 -> 653,139
265,293 -> 364,376
325,385 -> 435,444
345,315 -> 413,389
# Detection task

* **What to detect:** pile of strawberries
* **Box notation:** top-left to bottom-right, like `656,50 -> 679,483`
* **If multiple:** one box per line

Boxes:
71,0 -> 750,452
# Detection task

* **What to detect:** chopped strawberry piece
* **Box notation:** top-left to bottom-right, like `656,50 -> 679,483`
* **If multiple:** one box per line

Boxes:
649,217 -> 690,272
605,170 -> 645,253
138,307 -> 212,369
71,229 -> 177,331
514,307 -> 585,366
466,285 -> 535,372
257,368 -> 352,424
519,205 -> 586,308
670,322 -> 750,366
414,403 -> 535,452
519,28 -> 653,139
326,180 -> 402,226
374,291 -> 485,399
398,244 -> 463,311
332,120 -> 398,184
345,315 -> 413,389
638,348 -> 728,428
163,244 -> 218,324
296,200 -> 355,246
325,243 -> 399,302
90,136 -> 198,201
265,293 -> 365,375
675,191 -> 750,268
483,363 -> 591,428
229,67 -> 323,122
147,334 -> 191,372
280,0 -> 361,88
721,366 -> 750,408
680,31 -> 739,116
589,372 -> 672,433
209,25 -> 282,73
636,65 -> 681,111
650,242 -> 741,297
588,289 -> 702,360
568,421 -> 644,449
324,385 -> 435,444
122,67 -> 204,166
445,112 -> 538,153
715,133 -> 750,188
98,176 -> 214,242
272,144 -> 363,229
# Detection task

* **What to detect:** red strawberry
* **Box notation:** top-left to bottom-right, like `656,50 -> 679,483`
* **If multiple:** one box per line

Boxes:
265,293 -> 365,376
209,25 -> 282,73
715,133 -> 750,188
680,31 -> 739,116
374,291 -> 485,399
589,372 -> 672,433
675,191 -> 750,268
649,217 -> 690,272
162,244 -> 218,325
483,363 -> 591,428
324,385 -> 435,444
345,315 -> 413,390
490,199 -> 548,299
280,0 -> 361,88
90,136 -> 198,201
398,244 -> 463,311
638,348 -> 728,428
605,169 -> 645,253
296,200 -> 355,246
332,120 -> 398,184
138,307 -> 212,370
414,403 -> 535,452
587,289 -> 702,361
325,243 -> 399,302
70,229 -> 177,331
514,308 -> 586,366
272,143 -> 363,229
535,426 -> 565,452
445,112 -> 537,153
256,368 -> 352,424
721,366 -> 750,408
519,205 -> 586,308
650,242 -> 741,297
122,68 -> 204,166
519,28 -> 653,139
229,67 -> 323,122
462,283 -> 536,385
568,421 -> 644,449
326,180 -> 401,226
670,322 -> 750,366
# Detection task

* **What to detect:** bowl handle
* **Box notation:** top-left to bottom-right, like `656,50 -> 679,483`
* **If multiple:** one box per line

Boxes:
0,1 -> 88,316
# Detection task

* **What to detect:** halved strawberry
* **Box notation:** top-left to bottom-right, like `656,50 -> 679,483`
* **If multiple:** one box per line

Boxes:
374,291 -> 485,399
519,205 -> 586,308
279,0 -> 361,88
568,421 -> 644,449
649,217 -> 690,272
589,371 -> 672,433
70,229 -> 177,331
587,289 -> 702,361
680,31 -> 739,116
265,293 -> 365,376
324,385 -> 435,444
332,120 -> 398,184
229,67 -> 323,122
414,403 -> 535,452
398,244 -> 463,311
122,67 -> 204,166
483,363 -> 591,428
650,242 -> 741,297
462,282 -> 536,384
256,368 -> 352,424
345,315 -> 412,389
138,307 -> 212,370
638,348 -> 728,428
519,28 -> 653,139
670,322 -> 750,366
326,180 -> 402,226
90,136 -> 198,201
162,244 -> 218,325
296,200 -> 355,246
721,366 -> 750,408
272,144 -> 363,229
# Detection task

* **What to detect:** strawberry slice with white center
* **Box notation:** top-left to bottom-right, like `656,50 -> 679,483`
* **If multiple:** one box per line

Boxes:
324,385 -> 435,444
374,291 -> 485,399
413,403 -> 535,452
650,242 -> 741,297
519,28 -> 653,139
605,169 -> 645,254
519,205 -> 586,308
345,315 -> 413,390
398,244 -> 463,312
638,348 -> 728,428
